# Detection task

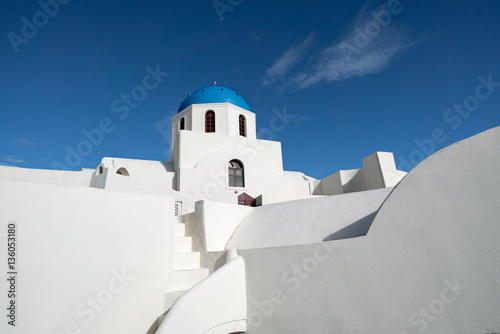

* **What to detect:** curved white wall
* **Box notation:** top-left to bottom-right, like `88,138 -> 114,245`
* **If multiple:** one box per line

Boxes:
227,187 -> 392,249
156,256 -> 247,334
237,126 -> 500,333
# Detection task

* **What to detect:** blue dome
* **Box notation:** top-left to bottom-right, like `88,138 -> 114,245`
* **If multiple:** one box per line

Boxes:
178,85 -> 250,113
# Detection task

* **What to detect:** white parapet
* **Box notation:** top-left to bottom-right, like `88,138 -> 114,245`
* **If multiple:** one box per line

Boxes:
311,151 -> 407,195
156,256 -> 247,334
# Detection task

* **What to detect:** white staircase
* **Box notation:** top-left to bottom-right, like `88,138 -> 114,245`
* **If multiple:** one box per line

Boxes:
166,219 -> 209,308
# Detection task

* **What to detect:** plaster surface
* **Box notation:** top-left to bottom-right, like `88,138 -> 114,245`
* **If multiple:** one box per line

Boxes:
227,187 -> 392,249
0,180 -> 174,334
237,126 -> 500,333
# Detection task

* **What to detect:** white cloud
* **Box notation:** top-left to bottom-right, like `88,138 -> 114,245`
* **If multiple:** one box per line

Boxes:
262,33 -> 315,86
14,137 -> 36,148
263,4 -> 416,90
0,154 -> 24,166
6,157 -> 24,164
250,31 -> 261,43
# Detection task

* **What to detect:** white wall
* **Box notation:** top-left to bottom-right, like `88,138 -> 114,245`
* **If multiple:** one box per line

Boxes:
191,103 -> 256,139
312,152 -> 406,195
0,165 -> 93,187
171,105 -> 193,149
0,179 -> 174,334
175,130 -> 308,200
227,187 -> 392,249
175,130 -> 282,171
90,157 -> 177,196
284,171 -> 314,195
363,151 -> 407,188
156,256 -> 247,334
310,170 -> 344,195
235,126 -> 500,333
171,103 -> 257,149
184,200 -> 254,255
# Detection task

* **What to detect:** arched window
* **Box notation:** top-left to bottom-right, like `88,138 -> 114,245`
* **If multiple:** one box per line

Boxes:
228,160 -> 244,187
239,114 -> 246,137
97,165 -> 103,175
205,111 -> 215,133
180,117 -> 185,130
116,167 -> 130,176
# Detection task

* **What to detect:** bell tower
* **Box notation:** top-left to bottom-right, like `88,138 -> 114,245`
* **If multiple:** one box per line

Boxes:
171,84 -> 257,148
169,84 -> 285,196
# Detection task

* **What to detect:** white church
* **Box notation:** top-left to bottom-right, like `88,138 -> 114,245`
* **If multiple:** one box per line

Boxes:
0,85 -> 499,334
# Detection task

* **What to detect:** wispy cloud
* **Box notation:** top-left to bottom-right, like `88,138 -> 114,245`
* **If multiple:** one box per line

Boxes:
0,154 -> 24,166
249,31 -> 261,43
262,33 -> 315,86
6,157 -> 24,164
263,3 -> 416,90
14,137 -> 36,148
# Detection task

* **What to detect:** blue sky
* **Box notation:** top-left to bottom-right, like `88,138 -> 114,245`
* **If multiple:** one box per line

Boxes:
1,0 -> 499,179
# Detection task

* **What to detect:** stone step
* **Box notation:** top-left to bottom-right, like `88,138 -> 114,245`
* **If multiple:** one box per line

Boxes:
169,268 -> 209,291
174,223 -> 185,238
165,290 -> 186,309
174,236 -> 192,252
174,252 -> 201,270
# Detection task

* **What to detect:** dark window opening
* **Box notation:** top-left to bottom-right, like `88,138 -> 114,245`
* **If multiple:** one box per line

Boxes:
239,114 -> 246,137
205,111 -> 215,133
180,117 -> 185,130
228,159 -> 244,187
116,167 -> 130,176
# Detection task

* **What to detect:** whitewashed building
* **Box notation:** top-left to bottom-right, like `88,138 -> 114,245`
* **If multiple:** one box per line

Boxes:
90,85 -> 406,212
1,85 -> 499,334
